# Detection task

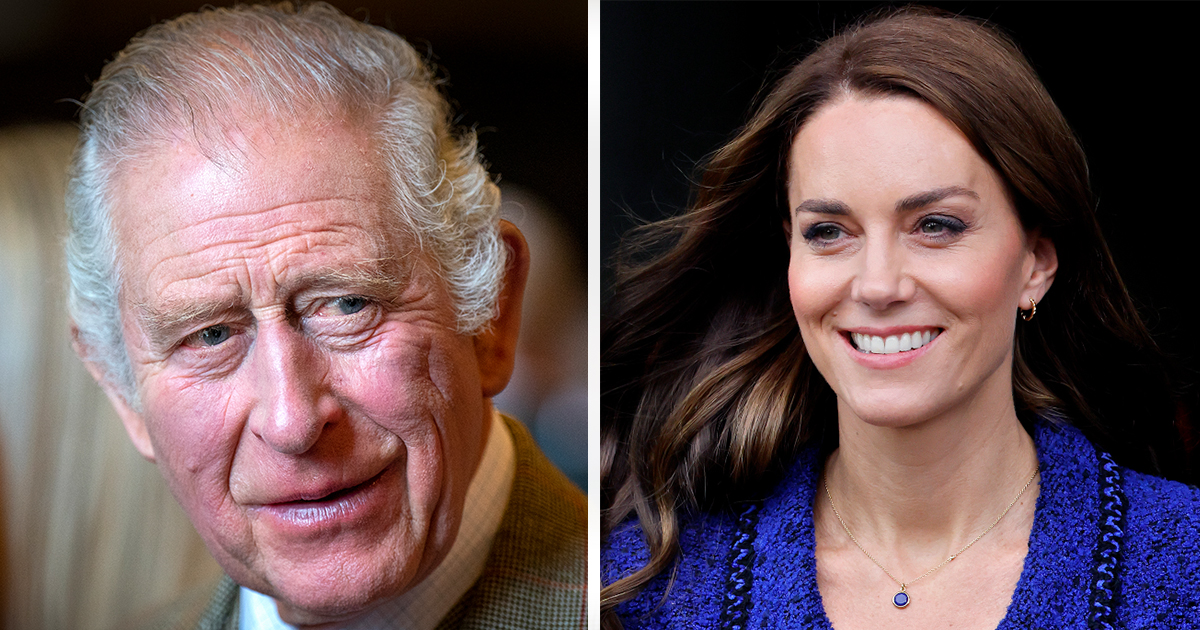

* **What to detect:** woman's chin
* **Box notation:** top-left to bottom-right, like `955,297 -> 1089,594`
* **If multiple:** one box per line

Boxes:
837,399 -> 947,430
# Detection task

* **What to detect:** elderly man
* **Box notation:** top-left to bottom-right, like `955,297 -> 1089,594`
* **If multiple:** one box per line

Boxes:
64,3 -> 585,629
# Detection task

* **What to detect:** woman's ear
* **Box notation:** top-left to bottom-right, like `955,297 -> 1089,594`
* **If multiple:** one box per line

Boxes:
1023,233 -> 1058,305
473,220 -> 530,398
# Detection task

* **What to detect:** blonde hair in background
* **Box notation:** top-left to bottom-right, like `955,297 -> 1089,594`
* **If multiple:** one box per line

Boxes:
0,124 -> 220,630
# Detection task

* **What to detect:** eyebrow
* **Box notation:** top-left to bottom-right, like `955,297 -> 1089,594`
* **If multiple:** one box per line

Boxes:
297,264 -> 404,302
895,186 -> 979,213
135,262 -> 403,350
792,185 -> 980,217
793,198 -> 851,216
137,297 -> 246,351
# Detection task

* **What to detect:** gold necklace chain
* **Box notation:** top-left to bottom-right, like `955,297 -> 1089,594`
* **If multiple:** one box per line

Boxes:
822,464 -> 1039,608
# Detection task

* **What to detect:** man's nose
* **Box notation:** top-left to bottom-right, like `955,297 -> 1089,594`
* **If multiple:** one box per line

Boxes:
850,238 -> 916,310
247,322 -> 337,455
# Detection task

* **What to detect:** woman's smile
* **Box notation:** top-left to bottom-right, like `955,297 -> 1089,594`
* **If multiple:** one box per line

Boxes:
846,328 -> 942,355
839,326 -> 943,370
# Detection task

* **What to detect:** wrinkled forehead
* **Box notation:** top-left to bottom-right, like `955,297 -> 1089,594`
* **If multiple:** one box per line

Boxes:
105,115 -> 411,297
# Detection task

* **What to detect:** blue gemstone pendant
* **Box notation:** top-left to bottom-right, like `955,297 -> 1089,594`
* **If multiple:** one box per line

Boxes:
893,591 -> 910,608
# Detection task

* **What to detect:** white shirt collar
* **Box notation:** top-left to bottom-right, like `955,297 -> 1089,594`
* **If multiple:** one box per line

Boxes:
239,408 -> 516,629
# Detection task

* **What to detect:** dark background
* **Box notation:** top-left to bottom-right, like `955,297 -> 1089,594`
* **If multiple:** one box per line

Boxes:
0,0 -> 585,266
602,2 -> 1200,421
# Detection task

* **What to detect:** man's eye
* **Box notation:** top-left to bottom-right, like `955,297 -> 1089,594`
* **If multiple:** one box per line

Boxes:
333,296 -> 368,315
191,325 -> 231,347
304,295 -> 380,345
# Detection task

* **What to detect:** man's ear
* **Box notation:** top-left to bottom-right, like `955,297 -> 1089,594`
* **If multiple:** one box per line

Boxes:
70,324 -> 156,462
474,220 -> 530,398
1022,233 -> 1058,306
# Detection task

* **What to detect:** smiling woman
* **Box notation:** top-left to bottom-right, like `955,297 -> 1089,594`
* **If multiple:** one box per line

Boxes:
787,96 -> 1057,431
601,7 -> 1200,630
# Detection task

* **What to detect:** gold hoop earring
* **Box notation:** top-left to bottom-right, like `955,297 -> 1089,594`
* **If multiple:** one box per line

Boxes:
1020,297 -> 1037,322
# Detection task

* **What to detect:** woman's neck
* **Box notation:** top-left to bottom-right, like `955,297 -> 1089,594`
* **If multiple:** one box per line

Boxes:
821,387 -> 1039,557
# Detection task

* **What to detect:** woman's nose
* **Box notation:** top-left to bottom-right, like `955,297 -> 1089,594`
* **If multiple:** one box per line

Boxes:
850,239 -> 916,310
246,322 -> 338,455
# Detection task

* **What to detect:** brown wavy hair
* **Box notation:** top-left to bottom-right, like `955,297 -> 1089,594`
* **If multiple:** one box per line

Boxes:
601,7 -> 1189,627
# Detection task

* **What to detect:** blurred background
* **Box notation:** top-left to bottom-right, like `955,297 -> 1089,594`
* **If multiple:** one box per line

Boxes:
0,1 -> 584,628
602,2 -> 1200,472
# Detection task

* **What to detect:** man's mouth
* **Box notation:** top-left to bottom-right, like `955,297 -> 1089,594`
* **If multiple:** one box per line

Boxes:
848,328 -> 942,355
269,468 -> 388,506
251,466 -> 394,532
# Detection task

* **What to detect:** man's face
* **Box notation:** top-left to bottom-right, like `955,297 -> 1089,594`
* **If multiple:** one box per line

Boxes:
101,119 -> 500,625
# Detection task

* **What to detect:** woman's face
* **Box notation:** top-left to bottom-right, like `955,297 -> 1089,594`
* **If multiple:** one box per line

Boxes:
786,95 -> 1056,428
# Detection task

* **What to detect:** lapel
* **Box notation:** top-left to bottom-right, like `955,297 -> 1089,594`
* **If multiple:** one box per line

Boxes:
436,414 -> 588,630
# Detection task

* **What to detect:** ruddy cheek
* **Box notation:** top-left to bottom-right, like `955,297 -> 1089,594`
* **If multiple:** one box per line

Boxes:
954,253 -> 1024,317
335,341 -> 435,432
143,380 -> 248,557
788,261 -> 843,334
786,258 -> 812,318
149,417 -> 244,555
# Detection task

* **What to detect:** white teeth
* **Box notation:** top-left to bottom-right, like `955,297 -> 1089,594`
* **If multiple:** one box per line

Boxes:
852,329 -> 940,354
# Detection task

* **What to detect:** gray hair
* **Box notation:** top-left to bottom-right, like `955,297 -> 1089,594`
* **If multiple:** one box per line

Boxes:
65,2 -> 505,405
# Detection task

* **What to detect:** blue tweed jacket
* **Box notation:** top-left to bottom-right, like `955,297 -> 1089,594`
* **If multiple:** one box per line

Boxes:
603,421 -> 1200,628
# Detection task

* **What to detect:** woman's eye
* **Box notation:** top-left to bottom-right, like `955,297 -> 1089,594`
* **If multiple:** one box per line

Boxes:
333,295 -> 367,315
189,324 -> 231,347
802,223 -> 845,243
920,219 -> 946,234
917,215 -> 967,237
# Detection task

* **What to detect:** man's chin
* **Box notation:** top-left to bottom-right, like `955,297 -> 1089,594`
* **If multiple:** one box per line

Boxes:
274,597 -> 375,629
240,561 -> 414,628
208,497 -> 462,626
266,576 -> 403,628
